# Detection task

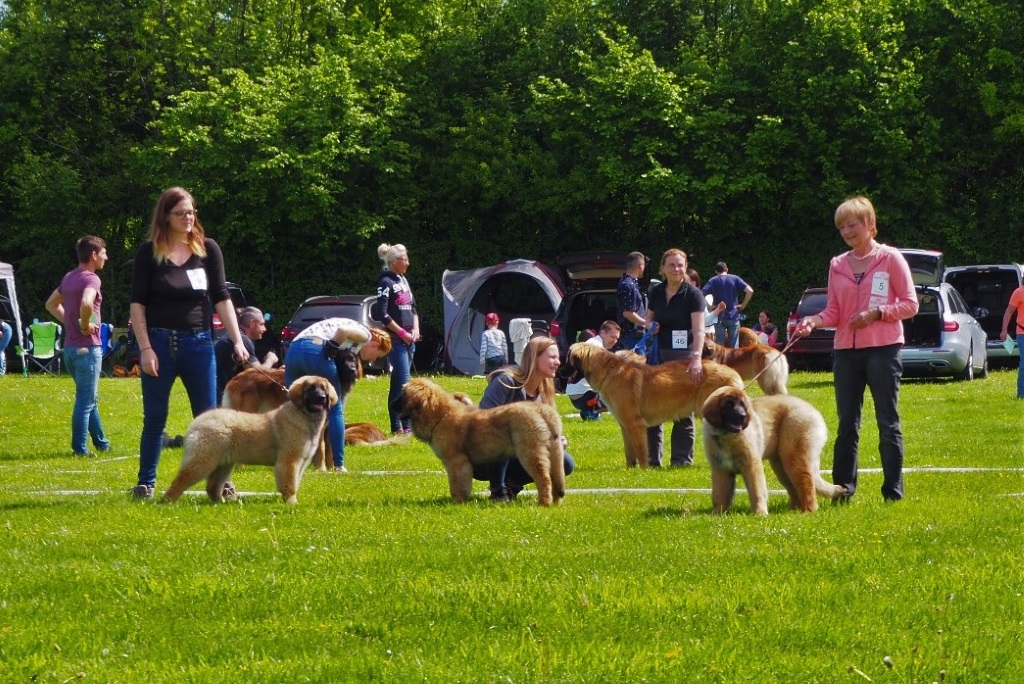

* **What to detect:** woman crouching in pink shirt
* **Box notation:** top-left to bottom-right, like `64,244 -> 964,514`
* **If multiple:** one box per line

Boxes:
793,196 -> 918,502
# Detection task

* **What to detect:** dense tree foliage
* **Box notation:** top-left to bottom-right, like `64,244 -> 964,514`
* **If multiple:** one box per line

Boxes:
1,0 -> 1022,341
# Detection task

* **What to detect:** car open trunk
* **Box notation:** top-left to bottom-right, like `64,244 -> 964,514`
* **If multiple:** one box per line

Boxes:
901,290 -> 941,348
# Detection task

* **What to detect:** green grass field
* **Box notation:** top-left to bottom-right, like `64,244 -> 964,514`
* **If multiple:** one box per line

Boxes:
1,368 -> 1022,682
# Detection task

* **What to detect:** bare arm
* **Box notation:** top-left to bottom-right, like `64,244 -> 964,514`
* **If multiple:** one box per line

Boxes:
45,289 -> 64,324
79,287 -> 99,336
131,302 -> 158,376
737,286 -> 754,312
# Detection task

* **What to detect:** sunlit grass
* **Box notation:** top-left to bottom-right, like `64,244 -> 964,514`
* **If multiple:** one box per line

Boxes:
1,369 -> 1022,682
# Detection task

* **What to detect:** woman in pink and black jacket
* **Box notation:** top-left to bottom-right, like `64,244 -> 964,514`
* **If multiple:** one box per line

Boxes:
794,196 -> 918,502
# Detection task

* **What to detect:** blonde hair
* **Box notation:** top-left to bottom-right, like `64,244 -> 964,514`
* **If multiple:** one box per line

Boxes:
149,187 -> 207,262
368,327 -> 392,356
658,248 -> 689,282
835,195 -> 877,238
377,243 -> 408,268
490,336 -> 558,407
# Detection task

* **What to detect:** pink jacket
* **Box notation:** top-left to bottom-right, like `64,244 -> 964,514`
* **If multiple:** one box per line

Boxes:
819,244 -> 919,350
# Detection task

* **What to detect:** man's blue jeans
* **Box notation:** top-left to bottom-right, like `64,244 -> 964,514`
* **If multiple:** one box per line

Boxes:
715,318 -> 740,348
285,338 -> 346,468
387,338 -> 414,432
138,328 -> 216,488
63,345 -> 109,454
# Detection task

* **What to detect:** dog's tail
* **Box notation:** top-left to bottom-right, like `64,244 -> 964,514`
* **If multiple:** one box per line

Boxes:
755,349 -> 789,395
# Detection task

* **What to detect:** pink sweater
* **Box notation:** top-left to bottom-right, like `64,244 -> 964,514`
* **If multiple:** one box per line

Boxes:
818,244 -> 919,350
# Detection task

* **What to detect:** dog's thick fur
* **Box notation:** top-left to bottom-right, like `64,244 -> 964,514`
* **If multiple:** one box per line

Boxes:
564,342 -> 744,468
701,386 -> 845,515
396,378 -> 565,505
702,337 -> 789,395
222,352 -> 370,468
163,376 -> 338,504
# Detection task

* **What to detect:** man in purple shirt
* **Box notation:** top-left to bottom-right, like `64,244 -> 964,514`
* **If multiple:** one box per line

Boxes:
45,235 -> 111,457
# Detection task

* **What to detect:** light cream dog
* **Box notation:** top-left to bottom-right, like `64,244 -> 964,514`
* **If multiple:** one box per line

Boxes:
163,375 -> 338,504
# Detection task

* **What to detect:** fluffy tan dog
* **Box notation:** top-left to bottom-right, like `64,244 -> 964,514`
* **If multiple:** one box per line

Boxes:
163,376 -> 338,504
395,378 -> 565,506
702,337 -> 789,395
701,386 -> 846,515
564,342 -> 743,468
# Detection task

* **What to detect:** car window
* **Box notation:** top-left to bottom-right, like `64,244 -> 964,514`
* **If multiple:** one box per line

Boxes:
948,288 -> 967,315
796,291 -> 828,317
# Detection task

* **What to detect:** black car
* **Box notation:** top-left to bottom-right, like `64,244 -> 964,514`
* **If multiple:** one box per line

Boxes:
279,295 -> 392,374
784,287 -> 834,370
549,251 -> 650,360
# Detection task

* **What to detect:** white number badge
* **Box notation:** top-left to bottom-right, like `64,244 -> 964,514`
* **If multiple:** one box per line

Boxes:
186,268 -> 208,291
671,330 -> 689,349
868,271 -> 889,308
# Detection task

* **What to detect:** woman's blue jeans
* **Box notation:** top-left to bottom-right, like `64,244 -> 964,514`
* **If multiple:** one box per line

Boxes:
138,328 -> 216,488
63,345 -> 109,454
387,338 -> 414,432
285,338 -> 346,468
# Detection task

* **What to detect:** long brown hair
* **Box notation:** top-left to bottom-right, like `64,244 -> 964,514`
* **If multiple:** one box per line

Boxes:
148,187 -> 207,262
490,336 -> 558,407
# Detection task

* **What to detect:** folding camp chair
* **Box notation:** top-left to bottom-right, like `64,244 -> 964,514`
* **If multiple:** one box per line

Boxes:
25,319 -> 62,376
99,322 -> 116,377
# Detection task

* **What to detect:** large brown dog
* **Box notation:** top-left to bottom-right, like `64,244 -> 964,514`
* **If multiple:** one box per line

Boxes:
163,375 -> 338,504
701,386 -> 846,515
702,337 -> 789,395
395,378 -> 566,506
564,342 -> 743,468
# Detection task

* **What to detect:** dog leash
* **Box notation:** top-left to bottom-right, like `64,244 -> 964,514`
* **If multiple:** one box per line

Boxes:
742,336 -> 800,392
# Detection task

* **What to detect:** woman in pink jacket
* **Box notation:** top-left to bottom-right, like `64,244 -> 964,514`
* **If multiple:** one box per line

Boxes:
794,196 -> 918,502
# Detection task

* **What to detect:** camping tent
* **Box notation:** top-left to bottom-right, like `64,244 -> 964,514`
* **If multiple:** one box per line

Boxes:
442,259 -> 564,375
0,261 -> 27,373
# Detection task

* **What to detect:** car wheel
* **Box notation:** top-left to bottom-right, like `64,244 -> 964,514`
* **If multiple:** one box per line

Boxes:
954,346 -> 974,381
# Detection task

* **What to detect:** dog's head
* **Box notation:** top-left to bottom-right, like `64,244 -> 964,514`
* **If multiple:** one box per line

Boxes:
332,348 -> 360,398
701,386 -> 751,433
563,342 -> 598,385
288,375 -> 339,415
393,378 -> 467,440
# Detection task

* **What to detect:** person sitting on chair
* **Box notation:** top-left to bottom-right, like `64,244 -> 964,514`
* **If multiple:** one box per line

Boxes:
214,306 -> 278,405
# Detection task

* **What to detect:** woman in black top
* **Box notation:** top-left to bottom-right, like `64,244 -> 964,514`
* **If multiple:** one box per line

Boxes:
129,187 -> 248,500
645,248 -> 705,467
375,243 -> 420,434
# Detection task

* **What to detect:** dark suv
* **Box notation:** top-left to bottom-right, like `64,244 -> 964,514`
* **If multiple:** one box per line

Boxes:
549,251 -> 649,359
785,287 -> 834,370
279,295 -> 391,374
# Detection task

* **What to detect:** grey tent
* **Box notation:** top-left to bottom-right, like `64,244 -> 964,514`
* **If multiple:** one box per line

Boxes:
0,261 -> 27,373
442,260 -> 563,375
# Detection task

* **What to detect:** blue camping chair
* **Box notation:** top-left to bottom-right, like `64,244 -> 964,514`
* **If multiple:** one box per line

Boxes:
99,322 -> 116,377
25,319 -> 62,376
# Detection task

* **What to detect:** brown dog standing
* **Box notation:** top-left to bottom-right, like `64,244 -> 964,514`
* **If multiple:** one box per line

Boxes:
564,342 -> 743,468
396,378 -> 565,506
